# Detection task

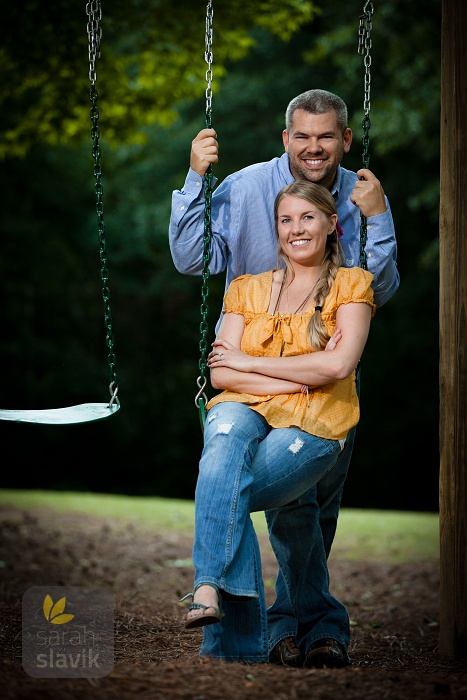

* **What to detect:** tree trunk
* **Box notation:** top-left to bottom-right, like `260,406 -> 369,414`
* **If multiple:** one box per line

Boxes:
439,0 -> 467,660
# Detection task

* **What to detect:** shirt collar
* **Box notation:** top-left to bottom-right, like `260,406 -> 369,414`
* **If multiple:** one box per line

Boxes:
331,166 -> 343,199
281,153 -> 295,184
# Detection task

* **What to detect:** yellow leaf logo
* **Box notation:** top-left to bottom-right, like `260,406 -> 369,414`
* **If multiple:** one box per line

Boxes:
43,594 -> 75,624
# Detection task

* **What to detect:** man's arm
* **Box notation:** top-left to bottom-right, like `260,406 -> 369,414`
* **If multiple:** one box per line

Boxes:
351,169 -> 399,307
169,129 -> 228,276
365,208 -> 399,306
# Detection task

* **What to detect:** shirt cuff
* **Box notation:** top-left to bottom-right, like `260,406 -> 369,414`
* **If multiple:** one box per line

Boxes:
366,208 -> 392,234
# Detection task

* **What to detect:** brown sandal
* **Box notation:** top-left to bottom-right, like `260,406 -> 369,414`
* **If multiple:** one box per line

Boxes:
180,589 -> 223,629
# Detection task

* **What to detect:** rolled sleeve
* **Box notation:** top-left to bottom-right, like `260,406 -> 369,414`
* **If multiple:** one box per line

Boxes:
365,206 -> 400,307
169,169 -> 219,274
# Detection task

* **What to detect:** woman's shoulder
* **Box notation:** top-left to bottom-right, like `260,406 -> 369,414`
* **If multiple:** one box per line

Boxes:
228,270 -> 274,292
224,271 -> 274,313
336,266 -> 374,285
333,266 -> 375,304
232,270 -> 274,283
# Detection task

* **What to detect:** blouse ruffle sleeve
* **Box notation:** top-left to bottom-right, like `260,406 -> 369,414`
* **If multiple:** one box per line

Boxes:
222,274 -> 252,315
335,267 -> 377,317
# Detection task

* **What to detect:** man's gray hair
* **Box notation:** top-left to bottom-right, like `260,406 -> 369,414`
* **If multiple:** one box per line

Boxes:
285,89 -> 348,133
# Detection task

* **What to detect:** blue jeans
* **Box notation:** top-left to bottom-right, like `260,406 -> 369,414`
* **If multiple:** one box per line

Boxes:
265,428 -> 355,653
191,401 -> 349,662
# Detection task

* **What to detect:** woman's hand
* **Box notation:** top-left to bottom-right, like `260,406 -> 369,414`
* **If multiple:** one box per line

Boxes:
325,328 -> 342,352
208,339 -> 256,373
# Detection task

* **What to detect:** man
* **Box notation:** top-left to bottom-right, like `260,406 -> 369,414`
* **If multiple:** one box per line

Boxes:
169,89 -> 399,666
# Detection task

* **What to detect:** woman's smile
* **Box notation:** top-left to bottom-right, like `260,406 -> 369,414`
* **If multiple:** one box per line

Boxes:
290,238 -> 311,246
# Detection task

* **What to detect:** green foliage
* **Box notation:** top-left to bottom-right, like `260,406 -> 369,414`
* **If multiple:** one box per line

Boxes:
0,0 -> 441,511
0,0 -> 319,158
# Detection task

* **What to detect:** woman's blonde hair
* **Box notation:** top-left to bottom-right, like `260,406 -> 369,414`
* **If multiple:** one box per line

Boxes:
274,181 -> 344,350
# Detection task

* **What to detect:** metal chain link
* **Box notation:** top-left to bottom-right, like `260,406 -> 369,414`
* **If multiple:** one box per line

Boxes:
86,0 -> 119,407
205,1 -> 213,128
86,0 -> 101,85
195,0 -> 214,424
357,1 -> 374,271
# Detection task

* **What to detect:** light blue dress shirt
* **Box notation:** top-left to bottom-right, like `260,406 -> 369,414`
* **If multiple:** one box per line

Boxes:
169,153 -> 399,312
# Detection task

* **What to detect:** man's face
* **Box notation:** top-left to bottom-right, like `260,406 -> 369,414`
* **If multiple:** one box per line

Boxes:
283,109 -> 352,190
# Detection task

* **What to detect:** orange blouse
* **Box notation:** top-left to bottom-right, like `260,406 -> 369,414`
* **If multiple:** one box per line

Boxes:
206,267 -> 376,440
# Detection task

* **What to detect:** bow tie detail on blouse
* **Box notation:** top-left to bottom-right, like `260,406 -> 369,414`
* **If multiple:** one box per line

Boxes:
260,315 -> 294,348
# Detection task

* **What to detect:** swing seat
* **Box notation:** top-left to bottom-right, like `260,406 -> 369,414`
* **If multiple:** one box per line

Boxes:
0,402 -> 120,425
0,5 -> 121,428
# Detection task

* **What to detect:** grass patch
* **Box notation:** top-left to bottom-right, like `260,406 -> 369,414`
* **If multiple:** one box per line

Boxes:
0,489 -> 439,563
333,509 -> 439,563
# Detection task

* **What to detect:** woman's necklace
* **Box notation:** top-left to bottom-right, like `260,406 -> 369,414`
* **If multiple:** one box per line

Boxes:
273,270 -> 321,316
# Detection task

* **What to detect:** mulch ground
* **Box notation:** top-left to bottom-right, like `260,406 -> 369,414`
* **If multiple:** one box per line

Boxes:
0,506 -> 466,699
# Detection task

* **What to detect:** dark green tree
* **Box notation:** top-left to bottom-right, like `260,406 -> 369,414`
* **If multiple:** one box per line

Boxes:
0,0 -> 319,157
0,0 -> 441,510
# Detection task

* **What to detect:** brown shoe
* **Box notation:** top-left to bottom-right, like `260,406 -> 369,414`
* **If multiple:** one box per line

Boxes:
303,638 -> 349,669
269,636 -> 303,667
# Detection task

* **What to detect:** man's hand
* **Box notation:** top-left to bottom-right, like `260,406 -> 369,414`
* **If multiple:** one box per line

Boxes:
190,128 -> 219,177
350,169 -> 387,217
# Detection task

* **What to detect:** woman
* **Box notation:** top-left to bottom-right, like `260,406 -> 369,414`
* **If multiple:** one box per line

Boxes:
182,181 -> 375,663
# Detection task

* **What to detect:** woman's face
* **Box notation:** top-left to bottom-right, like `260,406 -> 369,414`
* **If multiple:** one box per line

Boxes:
277,194 -> 337,267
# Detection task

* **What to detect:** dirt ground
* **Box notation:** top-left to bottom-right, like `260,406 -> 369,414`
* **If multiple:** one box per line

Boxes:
0,506 -> 466,700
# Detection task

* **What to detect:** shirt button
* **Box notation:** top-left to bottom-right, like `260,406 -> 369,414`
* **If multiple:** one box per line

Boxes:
180,205 -> 185,211
195,181 -> 201,187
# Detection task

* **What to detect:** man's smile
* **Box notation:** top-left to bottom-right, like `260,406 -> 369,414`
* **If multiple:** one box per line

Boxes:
303,158 -> 325,166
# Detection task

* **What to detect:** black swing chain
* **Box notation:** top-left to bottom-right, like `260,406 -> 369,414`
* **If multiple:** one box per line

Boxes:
195,0 -> 214,415
86,0 -> 119,407
357,1 -> 373,272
